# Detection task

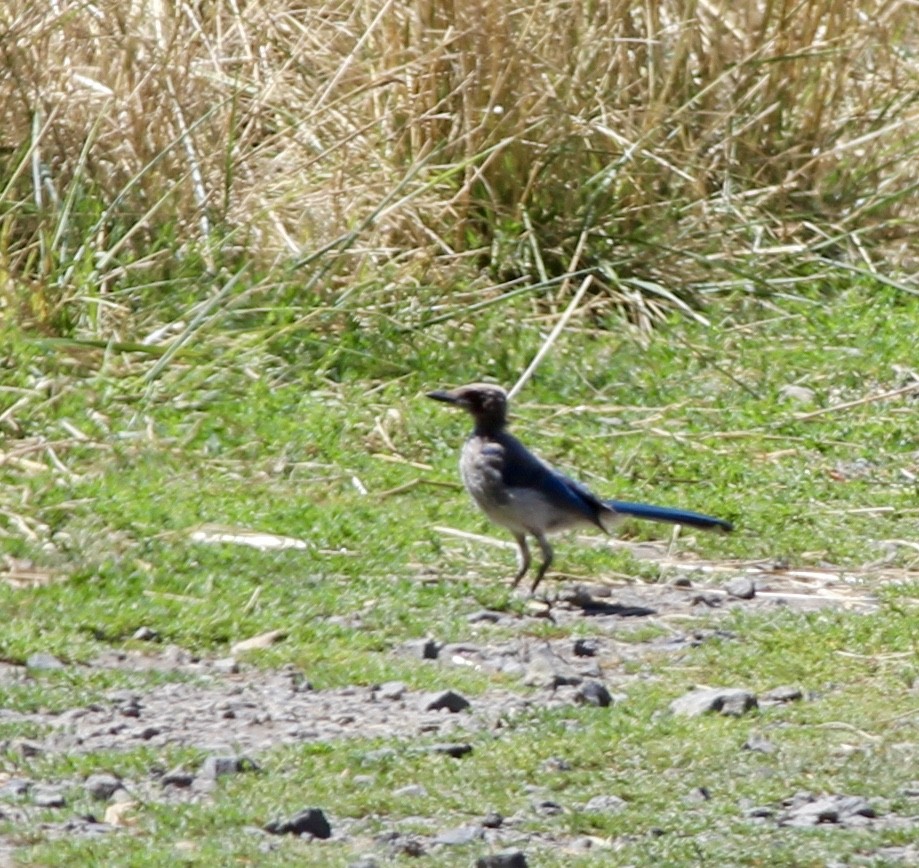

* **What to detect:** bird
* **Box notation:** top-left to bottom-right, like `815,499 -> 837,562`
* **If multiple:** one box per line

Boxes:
427,383 -> 732,593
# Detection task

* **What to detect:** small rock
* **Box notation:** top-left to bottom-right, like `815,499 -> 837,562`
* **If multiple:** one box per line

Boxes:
212,656 -> 240,674
132,626 -> 159,642
376,681 -> 406,701
12,739 -> 45,758
0,778 -> 31,799
743,734 -> 777,754
690,593 -> 721,608
761,685 -> 803,704
541,756 -> 572,772
573,638 -> 600,657
428,742 -> 473,758
671,576 -> 693,588
161,767 -> 195,788
523,645 -> 581,688
85,773 -> 122,801
404,638 -> 441,660
434,824 -> 484,845
482,811 -> 503,828
264,807 -> 332,839
131,725 -> 162,740
26,652 -> 64,671
348,858 -> 380,868
33,787 -> 66,808
534,799 -> 564,816
583,795 -> 626,814
685,787 -> 711,803
420,690 -> 470,713
392,784 -> 427,798
476,851 -> 528,868
725,577 -> 756,600
361,748 -> 397,765
670,687 -> 758,717
574,681 -> 613,707
200,755 -> 260,780
780,792 -> 875,827
467,610 -> 502,624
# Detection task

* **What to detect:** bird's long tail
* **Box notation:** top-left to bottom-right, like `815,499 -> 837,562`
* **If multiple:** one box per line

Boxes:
607,500 -> 733,533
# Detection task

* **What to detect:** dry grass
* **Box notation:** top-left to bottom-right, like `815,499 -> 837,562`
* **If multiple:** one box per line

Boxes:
2,0 -> 919,336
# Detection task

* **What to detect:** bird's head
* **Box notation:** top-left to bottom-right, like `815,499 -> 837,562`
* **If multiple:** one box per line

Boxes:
427,383 -> 509,432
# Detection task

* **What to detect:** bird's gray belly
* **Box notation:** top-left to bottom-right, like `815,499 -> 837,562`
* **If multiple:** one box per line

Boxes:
460,448 -> 588,535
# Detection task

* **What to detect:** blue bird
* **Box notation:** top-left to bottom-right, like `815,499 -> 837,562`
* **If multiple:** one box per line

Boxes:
428,383 -> 732,592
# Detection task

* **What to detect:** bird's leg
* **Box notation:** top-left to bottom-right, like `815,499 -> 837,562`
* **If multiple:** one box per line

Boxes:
510,534 -> 530,588
529,533 -> 554,594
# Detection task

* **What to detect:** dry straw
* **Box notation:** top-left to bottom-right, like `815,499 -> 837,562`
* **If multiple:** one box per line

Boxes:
2,0 -> 918,332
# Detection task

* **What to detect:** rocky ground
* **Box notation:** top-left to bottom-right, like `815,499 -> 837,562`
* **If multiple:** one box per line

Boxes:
1,553 -> 916,866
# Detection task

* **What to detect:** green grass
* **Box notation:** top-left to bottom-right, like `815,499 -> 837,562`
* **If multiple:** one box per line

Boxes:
2,285 -> 919,864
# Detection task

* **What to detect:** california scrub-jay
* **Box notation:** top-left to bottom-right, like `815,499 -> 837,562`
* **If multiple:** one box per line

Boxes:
428,383 -> 732,592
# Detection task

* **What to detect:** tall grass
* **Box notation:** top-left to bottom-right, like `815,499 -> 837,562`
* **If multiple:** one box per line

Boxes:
1,0 -> 918,338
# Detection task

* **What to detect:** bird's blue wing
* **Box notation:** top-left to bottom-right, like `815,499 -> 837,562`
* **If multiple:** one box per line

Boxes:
496,434 -> 606,527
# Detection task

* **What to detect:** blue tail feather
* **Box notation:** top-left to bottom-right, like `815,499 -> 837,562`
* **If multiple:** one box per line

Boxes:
607,500 -> 733,533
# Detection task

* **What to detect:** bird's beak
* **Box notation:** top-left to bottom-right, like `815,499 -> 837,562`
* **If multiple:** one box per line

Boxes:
426,389 -> 461,405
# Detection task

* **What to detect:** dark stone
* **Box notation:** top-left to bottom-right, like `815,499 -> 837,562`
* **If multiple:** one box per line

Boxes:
482,811 -> 503,828
405,638 -> 441,660
573,638 -> 600,657
161,767 -> 195,788
264,808 -> 331,839
85,773 -> 122,801
420,690 -> 470,713
575,681 -> 613,707
476,849 -> 528,867
467,610 -> 502,623
428,743 -> 473,758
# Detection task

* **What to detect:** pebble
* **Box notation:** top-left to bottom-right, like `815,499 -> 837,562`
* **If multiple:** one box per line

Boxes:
200,755 -> 260,780
26,653 -> 64,671
434,824 -> 484,845
375,681 -> 406,701
583,794 -> 626,814
574,681 -> 613,707
725,577 -> 756,600
33,787 -> 66,808
669,687 -> 758,717
572,638 -> 600,657
85,773 -> 122,801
